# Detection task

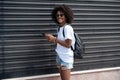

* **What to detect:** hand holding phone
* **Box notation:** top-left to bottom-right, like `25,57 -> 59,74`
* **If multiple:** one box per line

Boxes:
45,34 -> 56,42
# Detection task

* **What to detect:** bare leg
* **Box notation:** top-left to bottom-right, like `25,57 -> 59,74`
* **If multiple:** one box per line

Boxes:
59,68 -> 71,80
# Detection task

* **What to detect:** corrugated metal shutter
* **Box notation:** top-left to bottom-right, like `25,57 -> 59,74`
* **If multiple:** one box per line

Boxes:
1,0 -> 58,79
1,0 -> 120,79
0,0 -> 5,78
72,0 -> 120,71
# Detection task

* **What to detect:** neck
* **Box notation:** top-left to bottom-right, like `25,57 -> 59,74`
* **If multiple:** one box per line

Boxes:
59,23 -> 67,27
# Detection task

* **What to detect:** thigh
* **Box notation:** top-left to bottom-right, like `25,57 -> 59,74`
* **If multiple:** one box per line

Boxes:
60,69 -> 71,80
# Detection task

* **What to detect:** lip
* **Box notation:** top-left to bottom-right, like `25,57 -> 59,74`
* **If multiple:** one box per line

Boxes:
58,18 -> 63,22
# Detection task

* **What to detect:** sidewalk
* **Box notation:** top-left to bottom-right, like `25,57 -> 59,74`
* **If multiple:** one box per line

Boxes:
3,67 -> 120,80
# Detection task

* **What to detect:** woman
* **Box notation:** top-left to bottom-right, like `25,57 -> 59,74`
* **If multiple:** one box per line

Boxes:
45,4 -> 75,80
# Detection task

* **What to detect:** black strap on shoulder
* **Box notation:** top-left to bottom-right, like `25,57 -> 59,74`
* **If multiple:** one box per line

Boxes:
63,27 -> 65,37
58,27 -> 60,32
58,27 -> 65,37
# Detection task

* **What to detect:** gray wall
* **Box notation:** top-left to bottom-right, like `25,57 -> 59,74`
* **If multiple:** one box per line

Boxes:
0,0 -> 120,79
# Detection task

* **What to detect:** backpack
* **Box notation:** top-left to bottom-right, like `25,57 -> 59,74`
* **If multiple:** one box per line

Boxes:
62,27 -> 85,59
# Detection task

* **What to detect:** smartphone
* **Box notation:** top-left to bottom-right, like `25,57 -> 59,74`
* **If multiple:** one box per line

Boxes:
41,33 -> 45,37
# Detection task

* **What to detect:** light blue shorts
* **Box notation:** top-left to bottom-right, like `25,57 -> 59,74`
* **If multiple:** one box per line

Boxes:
56,55 -> 73,70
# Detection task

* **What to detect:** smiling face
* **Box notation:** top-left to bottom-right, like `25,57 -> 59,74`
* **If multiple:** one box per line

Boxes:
56,11 -> 66,26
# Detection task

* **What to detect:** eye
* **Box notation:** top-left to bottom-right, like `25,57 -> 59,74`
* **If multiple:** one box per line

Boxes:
56,14 -> 64,17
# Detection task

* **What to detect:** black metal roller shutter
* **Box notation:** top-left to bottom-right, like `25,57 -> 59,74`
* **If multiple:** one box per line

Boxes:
72,0 -> 120,71
0,0 -> 5,78
0,0 -> 120,79
1,0 -> 58,79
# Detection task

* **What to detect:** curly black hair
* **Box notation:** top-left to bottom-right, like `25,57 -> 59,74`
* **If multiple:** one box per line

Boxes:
51,4 -> 73,24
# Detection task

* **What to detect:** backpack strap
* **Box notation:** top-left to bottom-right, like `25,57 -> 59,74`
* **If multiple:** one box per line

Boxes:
63,27 -> 65,38
58,27 -> 60,32
58,26 -> 65,37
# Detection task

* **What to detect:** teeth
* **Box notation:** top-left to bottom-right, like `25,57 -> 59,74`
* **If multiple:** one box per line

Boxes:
58,19 -> 62,21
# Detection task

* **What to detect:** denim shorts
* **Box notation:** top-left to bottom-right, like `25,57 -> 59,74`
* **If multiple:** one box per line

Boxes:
56,55 -> 73,70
